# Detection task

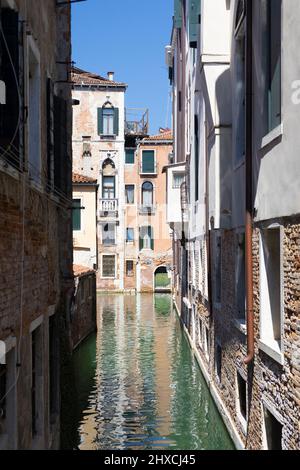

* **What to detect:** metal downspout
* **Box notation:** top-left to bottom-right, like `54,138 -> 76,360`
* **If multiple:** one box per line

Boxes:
244,0 -> 254,365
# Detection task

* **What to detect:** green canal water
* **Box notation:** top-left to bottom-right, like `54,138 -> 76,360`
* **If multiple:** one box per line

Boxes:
72,294 -> 234,450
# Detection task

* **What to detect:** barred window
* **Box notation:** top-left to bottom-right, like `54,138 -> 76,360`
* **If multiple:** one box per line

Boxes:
102,255 -> 115,278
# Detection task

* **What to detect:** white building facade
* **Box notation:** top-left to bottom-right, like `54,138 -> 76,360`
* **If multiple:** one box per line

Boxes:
167,0 -> 300,450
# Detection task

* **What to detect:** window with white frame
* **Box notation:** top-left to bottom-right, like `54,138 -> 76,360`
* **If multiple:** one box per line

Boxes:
102,223 -> 115,246
236,232 -> 246,322
263,405 -> 283,450
260,226 -> 282,350
237,371 -> 247,426
125,185 -> 134,204
173,171 -> 185,189
102,255 -> 116,278
215,342 -> 222,384
214,234 -> 221,305
126,228 -> 134,243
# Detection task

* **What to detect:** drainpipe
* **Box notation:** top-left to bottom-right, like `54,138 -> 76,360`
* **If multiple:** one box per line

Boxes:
205,120 -> 212,315
244,0 -> 254,365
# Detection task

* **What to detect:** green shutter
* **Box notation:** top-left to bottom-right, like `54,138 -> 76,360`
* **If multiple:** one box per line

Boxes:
125,149 -> 135,164
97,108 -> 103,135
150,227 -> 154,251
189,0 -> 201,48
174,0 -> 182,28
142,150 -> 155,173
139,228 -> 143,251
113,107 -> 119,135
72,199 -> 81,231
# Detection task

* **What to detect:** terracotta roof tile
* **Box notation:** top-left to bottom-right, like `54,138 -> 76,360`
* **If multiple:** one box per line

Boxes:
73,264 -> 96,277
72,172 -> 97,184
143,130 -> 173,142
72,67 -> 127,88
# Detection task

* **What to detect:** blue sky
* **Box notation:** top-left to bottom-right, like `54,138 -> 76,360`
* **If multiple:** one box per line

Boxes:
72,0 -> 173,134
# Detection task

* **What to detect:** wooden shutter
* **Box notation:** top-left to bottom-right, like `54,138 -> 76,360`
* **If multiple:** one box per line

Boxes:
142,150 -> 155,173
113,107 -> 119,136
189,0 -> 201,48
72,199 -> 81,231
150,226 -> 154,251
0,8 -> 20,167
97,108 -> 103,135
139,228 -> 143,251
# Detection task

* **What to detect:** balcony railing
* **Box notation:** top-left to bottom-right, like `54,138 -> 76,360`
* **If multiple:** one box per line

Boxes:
140,162 -> 158,175
125,108 -> 149,136
99,199 -> 118,216
139,204 -> 156,215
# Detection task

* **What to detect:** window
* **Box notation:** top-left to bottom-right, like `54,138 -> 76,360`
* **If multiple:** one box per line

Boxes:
0,364 -> 7,425
189,0 -> 201,48
263,407 -> 283,450
141,150 -> 155,174
126,228 -> 134,243
194,115 -> 199,201
215,342 -> 222,383
28,39 -> 41,183
214,234 -> 221,305
203,326 -> 209,359
173,172 -> 185,189
72,199 -> 81,231
49,315 -> 58,419
236,233 -> 246,321
234,10 -> 246,164
31,326 -> 42,438
54,95 -> 68,193
82,136 -> 91,157
126,260 -> 134,277
0,8 -> 21,169
260,227 -> 282,348
102,255 -> 116,278
263,0 -> 282,133
142,181 -> 153,207
237,372 -> 247,422
125,148 -> 135,164
98,105 -> 119,136
125,185 -> 134,204
139,226 -> 154,251
102,223 -> 115,246
102,176 -> 115,199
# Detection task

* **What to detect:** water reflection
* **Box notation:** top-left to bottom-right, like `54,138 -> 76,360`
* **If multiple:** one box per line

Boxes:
72,294 -> 234,450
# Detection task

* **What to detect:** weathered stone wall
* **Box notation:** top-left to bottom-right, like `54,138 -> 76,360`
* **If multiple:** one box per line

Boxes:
71,274 -> 97,350
0,0 -> 73,450
184,224 -> 300,449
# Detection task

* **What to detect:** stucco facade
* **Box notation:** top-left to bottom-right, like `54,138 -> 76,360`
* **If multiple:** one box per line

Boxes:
167,0 -> 300,450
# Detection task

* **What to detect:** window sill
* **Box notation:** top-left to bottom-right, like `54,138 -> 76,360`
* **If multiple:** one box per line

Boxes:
29,178 -> 44,194
237,411 -> 247,435
0,160 -> 20,181
258,338 -> 284,365
233,318 -> 247,335
260,123 -> 283,150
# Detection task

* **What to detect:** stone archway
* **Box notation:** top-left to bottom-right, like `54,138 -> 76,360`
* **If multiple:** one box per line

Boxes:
154,265 -> 171,292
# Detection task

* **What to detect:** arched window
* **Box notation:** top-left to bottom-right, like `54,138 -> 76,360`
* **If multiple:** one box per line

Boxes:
139,226 -> 154,251
98,101 -> 119,136
102,159 -> 116,200
142,181 -> 153,207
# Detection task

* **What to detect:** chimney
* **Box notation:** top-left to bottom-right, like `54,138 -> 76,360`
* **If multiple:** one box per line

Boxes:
107,71 -> 114,82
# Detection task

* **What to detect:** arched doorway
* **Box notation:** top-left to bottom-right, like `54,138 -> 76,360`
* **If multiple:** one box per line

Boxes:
154,266 -> 171,292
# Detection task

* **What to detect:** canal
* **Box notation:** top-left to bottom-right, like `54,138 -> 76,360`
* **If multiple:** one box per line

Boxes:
72,294 -> 234,450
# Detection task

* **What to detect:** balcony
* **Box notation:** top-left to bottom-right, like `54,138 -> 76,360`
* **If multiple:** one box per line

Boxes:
99,199 -> 118,217
125,108 -> 149,136
140,162 -> 158,176
139,204 -> 156,215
